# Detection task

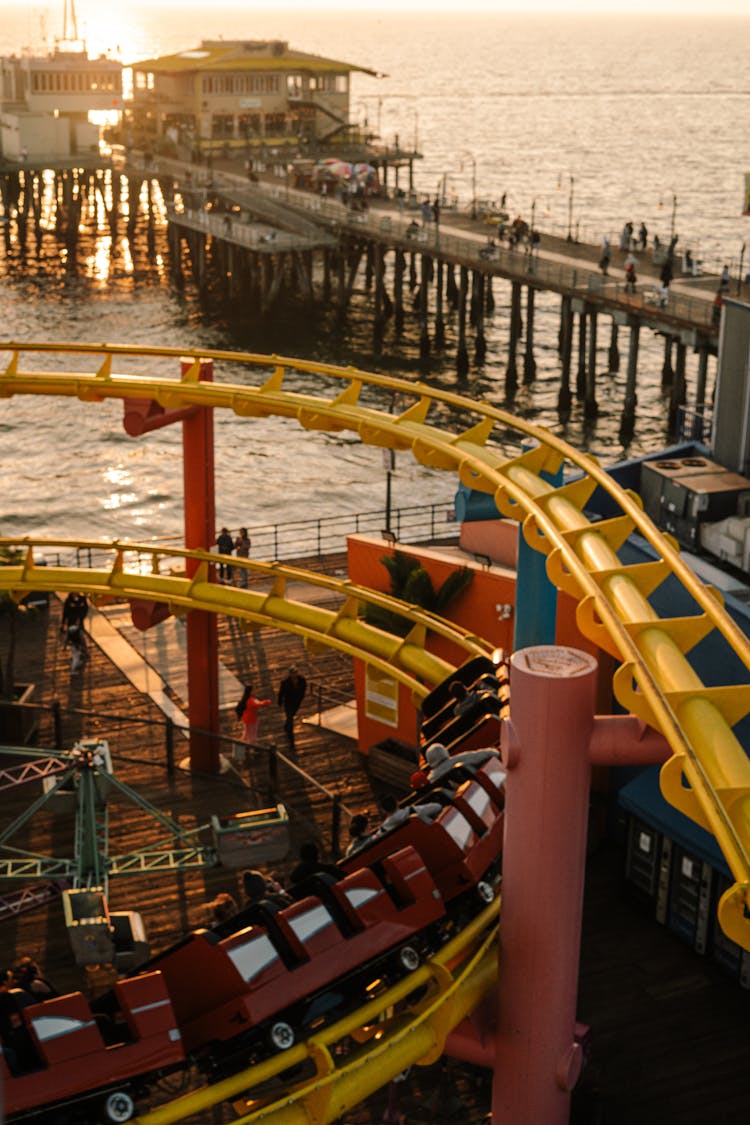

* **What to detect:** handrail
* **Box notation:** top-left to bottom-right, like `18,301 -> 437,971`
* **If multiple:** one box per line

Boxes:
0,341 -> 748,952
0,538 -> 493,698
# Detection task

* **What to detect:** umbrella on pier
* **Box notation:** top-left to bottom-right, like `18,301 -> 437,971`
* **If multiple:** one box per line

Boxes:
352,162 -> 379,185
315,158 -> 352,180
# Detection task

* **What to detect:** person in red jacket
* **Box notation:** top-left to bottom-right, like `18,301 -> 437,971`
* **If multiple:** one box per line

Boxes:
237,684 -> 271,756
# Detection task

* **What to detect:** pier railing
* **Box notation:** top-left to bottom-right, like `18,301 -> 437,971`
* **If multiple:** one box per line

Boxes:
167,164 -> 716,333
33,500 -> 458,572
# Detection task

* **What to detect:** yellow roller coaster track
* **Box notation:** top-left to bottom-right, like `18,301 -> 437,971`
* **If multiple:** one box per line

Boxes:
0,537 -> 496,702
121,896 -> 501,1125
1,342 -> 750,949
0,341 -> 747,972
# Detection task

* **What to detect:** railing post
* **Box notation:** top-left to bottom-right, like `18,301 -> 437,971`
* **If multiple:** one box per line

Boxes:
52,700 -> 62,749
331,793 -> 342,859
165,717 -> 175,776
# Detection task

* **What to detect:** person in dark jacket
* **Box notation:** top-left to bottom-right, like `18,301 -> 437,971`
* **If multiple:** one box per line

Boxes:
277,666 -> 307,747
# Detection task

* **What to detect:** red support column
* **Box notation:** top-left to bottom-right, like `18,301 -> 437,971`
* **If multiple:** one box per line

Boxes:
181,357 -> 220,774
493,646 -> 598,1125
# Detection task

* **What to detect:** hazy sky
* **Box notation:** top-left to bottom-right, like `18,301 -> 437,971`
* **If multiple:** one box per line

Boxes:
79,0 -> 750,11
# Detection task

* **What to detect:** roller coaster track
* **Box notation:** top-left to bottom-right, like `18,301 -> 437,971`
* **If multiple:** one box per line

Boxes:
1,342 -> 750,1121
128,897 -> 501,1125
0,536 -> 495,701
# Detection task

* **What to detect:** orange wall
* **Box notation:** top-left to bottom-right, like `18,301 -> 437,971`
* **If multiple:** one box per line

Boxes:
347,533 -> 613,755
347,535 -> 516,754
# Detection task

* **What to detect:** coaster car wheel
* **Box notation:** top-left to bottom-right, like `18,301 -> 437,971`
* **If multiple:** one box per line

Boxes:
102,1090 -> 135,1123
269,1020 -> 295,1052
397,945 -> 420,973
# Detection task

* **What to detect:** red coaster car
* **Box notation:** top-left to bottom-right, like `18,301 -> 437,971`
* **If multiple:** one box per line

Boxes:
1,971 -> 184,1123
146,843 -> 446,1071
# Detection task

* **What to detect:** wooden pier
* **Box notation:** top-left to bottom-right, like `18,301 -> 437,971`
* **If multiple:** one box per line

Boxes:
2,570 -> 750,1124
0,149 -> 739,442
148,155 -> 726,442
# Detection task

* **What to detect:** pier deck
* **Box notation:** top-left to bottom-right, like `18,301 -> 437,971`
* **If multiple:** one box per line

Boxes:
2,574 -> 749,1123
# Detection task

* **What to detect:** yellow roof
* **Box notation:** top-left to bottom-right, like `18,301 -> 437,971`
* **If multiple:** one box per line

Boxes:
132,41 -> 379,78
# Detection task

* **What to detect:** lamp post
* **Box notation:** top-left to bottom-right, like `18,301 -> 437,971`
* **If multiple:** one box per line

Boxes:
670,191 -> 677,243
566,175 -> 574,241
659,190 -> 677,244
531,198 -> 537,233
739,242 -> 747,295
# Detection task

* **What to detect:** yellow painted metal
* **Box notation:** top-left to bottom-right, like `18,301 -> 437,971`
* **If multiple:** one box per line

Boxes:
2,340 -> 750,955
128,898 -> 500,1125
0,549 -> 474,698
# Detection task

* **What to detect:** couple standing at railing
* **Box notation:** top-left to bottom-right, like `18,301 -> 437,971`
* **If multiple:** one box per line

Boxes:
215,527 -> 251,587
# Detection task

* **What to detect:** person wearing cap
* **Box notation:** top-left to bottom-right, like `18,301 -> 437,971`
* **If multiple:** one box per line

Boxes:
424,742 -> 453,783
277,666 -> 307,748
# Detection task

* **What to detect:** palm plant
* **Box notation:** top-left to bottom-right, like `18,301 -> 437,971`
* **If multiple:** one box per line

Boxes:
366,550 -> 473,636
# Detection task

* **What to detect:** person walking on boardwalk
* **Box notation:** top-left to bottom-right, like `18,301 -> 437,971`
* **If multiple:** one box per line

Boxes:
233,527 -> 251,588
624,252 -> 638,294
659,257 -> 673,301
216,527 -> 234,582
278,666 -> 307,748
720,264 -> 731,293
61,592 -> 88,633
599,236 -> 611,276
619,221 -> 632,252
638,222 -> 648,251
238,683 -> 271,757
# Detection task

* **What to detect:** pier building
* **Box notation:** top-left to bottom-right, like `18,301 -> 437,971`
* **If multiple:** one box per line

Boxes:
128,39 -> 379,158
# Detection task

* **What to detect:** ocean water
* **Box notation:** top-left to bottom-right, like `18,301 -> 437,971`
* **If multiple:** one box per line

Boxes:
0,8 -> 748,542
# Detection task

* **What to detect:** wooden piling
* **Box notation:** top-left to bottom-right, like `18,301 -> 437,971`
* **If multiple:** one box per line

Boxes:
523,285 -> 537,384
620,322 -> 640,443
558,295 -> 573,415
506,281 -> 522,395
456,265 -> 469,379
585,310 -> 598,418
608,321 -> 620,373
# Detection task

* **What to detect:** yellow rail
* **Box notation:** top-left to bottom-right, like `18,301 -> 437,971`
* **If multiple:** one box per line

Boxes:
1,341 -> 749,955
0,537 -> 497,700
130,898 -> 500,1125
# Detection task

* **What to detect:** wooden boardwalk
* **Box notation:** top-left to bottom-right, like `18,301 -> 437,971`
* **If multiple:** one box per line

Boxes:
2,580 -> 750,1124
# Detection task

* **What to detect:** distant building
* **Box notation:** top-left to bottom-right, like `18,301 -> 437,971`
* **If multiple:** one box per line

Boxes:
128,39 -> 378,156
0,43 -> 122,162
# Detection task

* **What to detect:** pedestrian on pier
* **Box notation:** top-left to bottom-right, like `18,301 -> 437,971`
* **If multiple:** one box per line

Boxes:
599,236 -> 611,276
61,592 -> 88,633
238,684 -> 271,756
216,527 -> 234,582
638,222 -> 648,251
625,252 -> 638,294
619,222 -> 633,252
233,527 -> 251,587
421,199 -> 432,225
660,258 -> 673,291
720,264 -> 730,293
432,197 -> 440,227
277,665 -> 307,748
